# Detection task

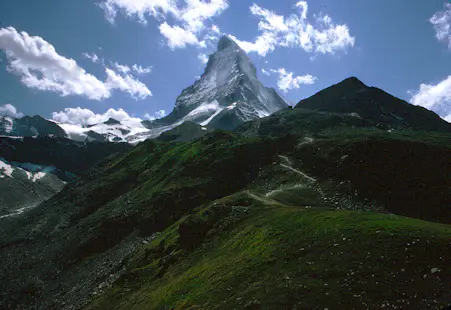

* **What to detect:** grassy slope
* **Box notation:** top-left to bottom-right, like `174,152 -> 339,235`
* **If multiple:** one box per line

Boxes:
89,192 -> 451,310
3,127 -> 451,309
87,128 -> 451,310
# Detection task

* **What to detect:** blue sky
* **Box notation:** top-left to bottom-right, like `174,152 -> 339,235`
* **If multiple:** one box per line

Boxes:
0,0 -> 451,124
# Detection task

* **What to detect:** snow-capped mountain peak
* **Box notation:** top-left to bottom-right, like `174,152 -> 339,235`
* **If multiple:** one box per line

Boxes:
0,36 -> 287,144
154,35 -> 287,133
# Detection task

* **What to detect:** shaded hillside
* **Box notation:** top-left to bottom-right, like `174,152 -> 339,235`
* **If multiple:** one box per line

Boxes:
1,128 -> 451,309
295,77 -> 451,132
0,132 -> 297,309
0,115 -> 67,138
236,107 -> 377,137
2,78 -> 451,309
157,122 -> 212,142
0,136 -> 131,176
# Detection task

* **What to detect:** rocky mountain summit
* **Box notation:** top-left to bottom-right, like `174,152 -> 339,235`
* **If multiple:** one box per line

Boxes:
134,36 -> 288,141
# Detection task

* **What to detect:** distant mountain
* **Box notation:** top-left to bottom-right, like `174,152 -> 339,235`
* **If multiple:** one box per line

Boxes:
133,36 -> 288,141
295,77 -> 451,132
0,157 -> 67,218
0,115 -> 66,138
0,37 -> 287,144
0,136 -> 131,217
55,118 -> 149,143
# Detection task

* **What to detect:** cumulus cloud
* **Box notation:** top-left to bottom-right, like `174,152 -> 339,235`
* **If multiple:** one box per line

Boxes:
410,76 -> 451,120
105,68 -> 152,99
0,27 -> 152,100
229,2 -> 355,57
159,22 -> 205,48
99,0 -> 228,49
264,68 -> 316,93
144,109 -> 167,120
198,53 -> 209,64
430,3 -> 451,49
52,107 -> 145,127
0,104 -> 24,118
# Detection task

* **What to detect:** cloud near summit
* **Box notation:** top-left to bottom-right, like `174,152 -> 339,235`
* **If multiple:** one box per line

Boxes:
99,0 -> 228,49
228,2 -> 355,57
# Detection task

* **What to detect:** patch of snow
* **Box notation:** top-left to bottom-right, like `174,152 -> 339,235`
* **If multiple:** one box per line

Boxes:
1,116 -> 14,133
32,172 -> 47,182
226,102 -> 238,110
201,127 -> 207,131
200,105 -> 224,126
58,119 -> 148,143
183,101 -> 222,123
0,158 -> 14,178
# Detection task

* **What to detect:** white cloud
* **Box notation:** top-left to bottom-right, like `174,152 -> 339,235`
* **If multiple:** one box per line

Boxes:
211,24 -> 220,34
83,52 -> 101,64
105,68 -> 152,99
0,27 -> 109,100
198,53 -> 209,64
410,76 -> 451,120
99,0 -> 228,49
99,0 -> 180,25
229,2 -> 355,57
113,62 -> 131,74
0,104 -> 23,118
430,4 -> 451,49
113,62 -> 152,75
144,109 -> 167,120
0,27 -> 152,100
132,64 -> 152,74
159,22 -> 205,49
264,68 -> 317,93
52,107 -> 144,127
180,0 -> 228,33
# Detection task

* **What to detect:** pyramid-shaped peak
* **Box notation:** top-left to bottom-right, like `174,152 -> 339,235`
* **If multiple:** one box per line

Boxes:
339,77 -> 367,89
217,35 -> 241,51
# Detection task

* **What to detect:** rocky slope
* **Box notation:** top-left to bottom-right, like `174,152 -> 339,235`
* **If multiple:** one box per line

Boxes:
134,35 -> 288,141
0,37 -> 287,144
0,115 -> 66,138
0,136 -> 131,217
1,78 -> 451,309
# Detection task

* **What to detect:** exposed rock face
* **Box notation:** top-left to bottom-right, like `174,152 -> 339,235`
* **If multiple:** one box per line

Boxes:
0,115 -> 67,138
136,36 -> 288,141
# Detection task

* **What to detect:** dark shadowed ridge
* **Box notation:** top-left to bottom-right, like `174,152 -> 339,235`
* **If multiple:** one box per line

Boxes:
296,77 -> 451,132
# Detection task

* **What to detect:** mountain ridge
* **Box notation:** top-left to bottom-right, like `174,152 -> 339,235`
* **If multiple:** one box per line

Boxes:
295,76 -> 451,132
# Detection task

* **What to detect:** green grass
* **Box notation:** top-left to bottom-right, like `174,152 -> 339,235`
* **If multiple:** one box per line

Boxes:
320,126 -> 451,149
88,199 -> 451,310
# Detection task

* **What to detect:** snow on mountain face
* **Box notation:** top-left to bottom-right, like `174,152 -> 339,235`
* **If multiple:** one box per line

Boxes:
55,118 -> 149,143
0,157 -> 66,218
0,37 -> 286,144
129,36 -> 288,142
172,36 -> 287,125
0,116 -> 14,134
0,115 -> 67,138
0,157 -> 57,182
